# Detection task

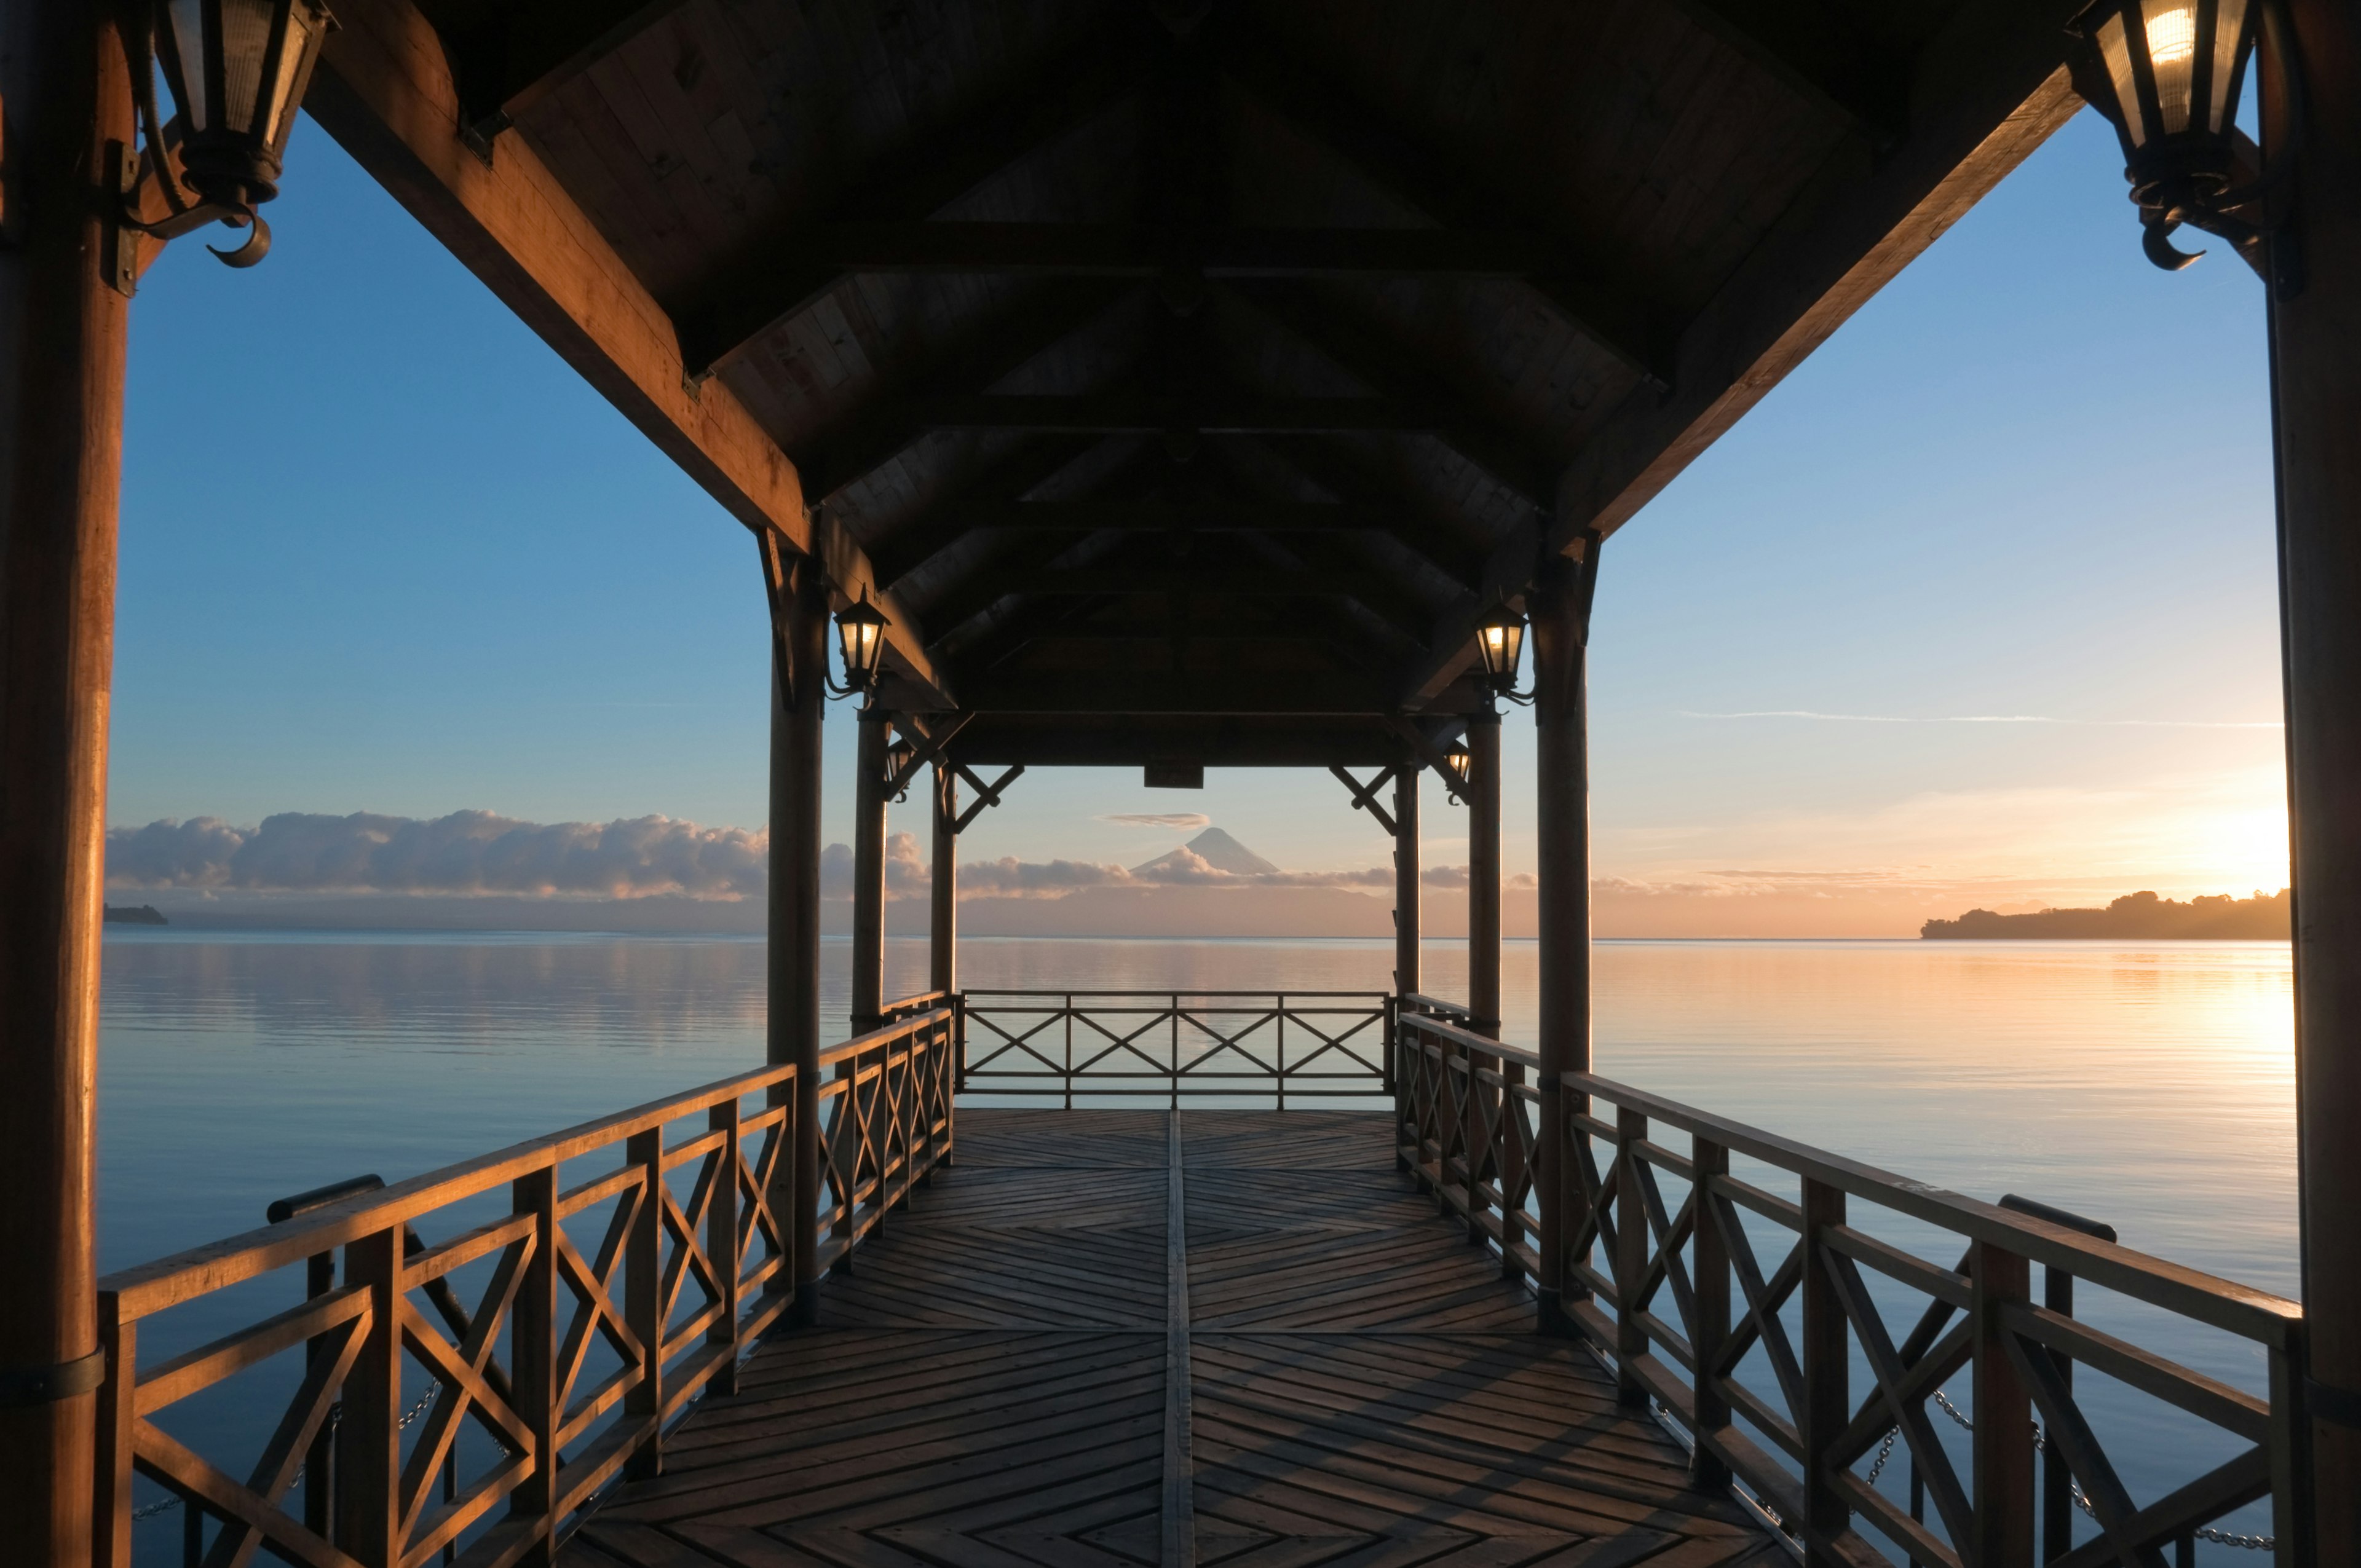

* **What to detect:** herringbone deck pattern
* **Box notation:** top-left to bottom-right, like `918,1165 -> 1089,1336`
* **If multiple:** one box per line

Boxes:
564,1109 -> 1778,1568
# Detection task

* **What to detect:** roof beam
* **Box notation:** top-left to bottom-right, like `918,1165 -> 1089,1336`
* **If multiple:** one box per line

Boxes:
1397,0 -> 2085,709
1221,435 -> 1489,591
1225,281 -> 1558,506
792,281 -> 1136,502
1549,9 -> 2083,560
307,0 -> 952,706
1215,14 -> 1671,387
671,28 -> 1150,376
424,0 -> 689,155
949,564 -> 1430,644
947,671 -> 1396,715
914,393 -> 1450,435
869,437 -> 1115,593
763,221 -> 1580,278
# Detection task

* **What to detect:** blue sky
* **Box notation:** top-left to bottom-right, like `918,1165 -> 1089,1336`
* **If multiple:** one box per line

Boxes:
109,102 -> 2287,933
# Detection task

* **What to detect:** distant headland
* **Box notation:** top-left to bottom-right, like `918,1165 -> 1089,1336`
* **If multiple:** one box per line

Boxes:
1921,889 -> 2288,940
103,904 -> 168,926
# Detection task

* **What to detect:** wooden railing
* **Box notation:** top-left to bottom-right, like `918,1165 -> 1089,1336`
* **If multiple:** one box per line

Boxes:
93,1002 -> 955,1568
1393,1004 -> 1539,1277
1391,1009 -> 2309,1565
960,988 -> 1389,1106
1552,1070 -> 2308,1567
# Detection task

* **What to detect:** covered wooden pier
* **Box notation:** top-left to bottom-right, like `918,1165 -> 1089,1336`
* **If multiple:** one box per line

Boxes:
5,0 -> 2360,1565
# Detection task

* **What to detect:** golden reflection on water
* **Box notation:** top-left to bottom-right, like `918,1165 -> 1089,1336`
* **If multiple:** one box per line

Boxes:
100,932 -> 2297,1296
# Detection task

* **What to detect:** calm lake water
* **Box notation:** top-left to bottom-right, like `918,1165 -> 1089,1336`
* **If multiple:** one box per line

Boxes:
97,931 -> 2296,1559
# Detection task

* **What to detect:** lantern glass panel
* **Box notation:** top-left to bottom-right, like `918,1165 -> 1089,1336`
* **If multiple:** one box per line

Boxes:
218,0 -> 278,135
2208,0 -> 2252,130
2097,12 -> 2143,143
165,0 -> 208,129
262,4 -> 323,145
2142,0 -> 2199,133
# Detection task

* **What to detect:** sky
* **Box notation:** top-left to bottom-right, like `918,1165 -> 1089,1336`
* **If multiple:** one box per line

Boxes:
106,100 -> 2289,937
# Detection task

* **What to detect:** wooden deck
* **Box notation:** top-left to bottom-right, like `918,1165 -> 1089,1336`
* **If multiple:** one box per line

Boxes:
564,1110 -> 1782,1568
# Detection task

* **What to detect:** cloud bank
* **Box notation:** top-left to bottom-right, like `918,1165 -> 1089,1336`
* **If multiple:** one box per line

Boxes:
108,813 -> 1454,902
108,811 -> 767,899
1097,813 -> 1212,829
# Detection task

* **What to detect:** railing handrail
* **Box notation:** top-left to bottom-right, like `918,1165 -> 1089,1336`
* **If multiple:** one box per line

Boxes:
1399,991 -> 1475,1020
1564,1066 -> 2303,1349
962,988 -> 1388,1001
1399,1007 -> 1541,1070
101,1005 -> 955,1320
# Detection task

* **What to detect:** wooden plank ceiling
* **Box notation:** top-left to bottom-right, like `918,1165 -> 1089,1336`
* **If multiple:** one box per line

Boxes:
311,0 -> 2085,766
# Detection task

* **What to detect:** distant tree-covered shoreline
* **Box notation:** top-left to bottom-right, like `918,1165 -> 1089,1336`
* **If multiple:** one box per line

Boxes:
1921,889 -> 2288,939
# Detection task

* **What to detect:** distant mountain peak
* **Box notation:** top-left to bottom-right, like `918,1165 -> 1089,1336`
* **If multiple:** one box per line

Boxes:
1130,826 -> 1278,877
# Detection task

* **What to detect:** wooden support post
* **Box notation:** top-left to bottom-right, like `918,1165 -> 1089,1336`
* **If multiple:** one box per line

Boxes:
0,6 -> 133,1562
1465,709 -> 1503,1038
2268,4 -> 2361,1555
507,1168 -> 556,1564
1800,1178 -> 1849,1568
706,1102 -> 740,1395
1533,547 -> 1594,1332
931,763 -> 957,996
1690,1137 -> 1732,1491
762,542 -> 826,1326
1971,1240 -> 2034,1568
1394,765 -> 1420,996
623,1128 -> 663,1479
1613,1108 -> 1648,1407
336,1229 -> 403,1567
852,709 -> 888,1034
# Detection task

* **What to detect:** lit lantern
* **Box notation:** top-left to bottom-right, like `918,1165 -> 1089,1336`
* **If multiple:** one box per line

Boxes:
1445,743 -> 1473,788
835,589 -> 891,692
147,0 -> 336,266
1473,604 -> 1527,697
2066,0 -> 2284,271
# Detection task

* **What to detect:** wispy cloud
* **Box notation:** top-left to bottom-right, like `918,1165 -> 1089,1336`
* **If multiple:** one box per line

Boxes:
1682,709 -> 2280,730
1097,813 -> 1212,829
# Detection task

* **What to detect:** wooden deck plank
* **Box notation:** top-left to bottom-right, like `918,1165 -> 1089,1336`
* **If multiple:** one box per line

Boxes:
563,1110 -> 1779,1568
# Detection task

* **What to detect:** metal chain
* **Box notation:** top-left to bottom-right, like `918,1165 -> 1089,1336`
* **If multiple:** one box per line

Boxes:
1846,1390 -> 2274,1552
131,1382 -> 442,1521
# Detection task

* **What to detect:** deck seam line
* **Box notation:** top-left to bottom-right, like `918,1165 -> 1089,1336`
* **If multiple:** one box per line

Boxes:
1163,1108 -> 1196,1568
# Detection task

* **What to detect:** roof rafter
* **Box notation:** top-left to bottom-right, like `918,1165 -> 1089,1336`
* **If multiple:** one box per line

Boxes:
670,26 -> 1152,377
422,0 -> 689,156
792,281 -> 1137,502
1222,280 -> 1558,507
869,435 -> 1118,593
307,0 -> 952,705
1666,0 -> 1910,144
1214,13 -> 1672,387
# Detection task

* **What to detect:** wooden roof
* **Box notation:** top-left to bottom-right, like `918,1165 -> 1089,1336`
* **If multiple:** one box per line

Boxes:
306,0 -> 2083,765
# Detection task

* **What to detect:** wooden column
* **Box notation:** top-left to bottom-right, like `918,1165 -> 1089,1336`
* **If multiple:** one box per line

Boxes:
1532,549 -> 1594,1333
1393,766 -> 1420,996
1465,711 -> 1503,1037
0,4 -> 132,1561
2269,2 -> 2361,1551
851,709 -> 888,1033
764,545 -> 826,1327
930,763 -> 957,996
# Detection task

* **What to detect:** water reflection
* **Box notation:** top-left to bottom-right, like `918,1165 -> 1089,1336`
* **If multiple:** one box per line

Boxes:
101,931 -> 2294,1293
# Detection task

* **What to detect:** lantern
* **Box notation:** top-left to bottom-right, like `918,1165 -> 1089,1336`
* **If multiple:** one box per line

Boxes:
1473,604 -> 1527,697
147,0 -> 335,265
885,738 -> 917,789
836,589 -> 890,692
2065,0 -> 2284,271
1445,743 -> 1472,788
